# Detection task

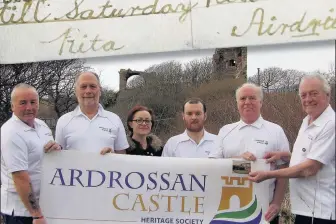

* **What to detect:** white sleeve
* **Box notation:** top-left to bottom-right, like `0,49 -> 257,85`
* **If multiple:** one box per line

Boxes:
307,121 -> 335,165
161,138 -> 173,157
114,117 -> 130,151
208,135 -> 224,158
276,127 -> 291,166
208,128 -> 226,158
2,133 -> 29,173
55,118 -> 66,149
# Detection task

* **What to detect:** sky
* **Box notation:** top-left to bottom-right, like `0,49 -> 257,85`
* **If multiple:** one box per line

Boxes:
85,40 -> 335,91
247,40 -> 335,77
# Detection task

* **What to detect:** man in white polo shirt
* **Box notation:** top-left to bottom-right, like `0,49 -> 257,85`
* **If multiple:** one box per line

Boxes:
1,83 -> 61,224
161,98 -> 217,158
248,74 -> 335,224
209,83 -> 290,224
55,71 -> 129,154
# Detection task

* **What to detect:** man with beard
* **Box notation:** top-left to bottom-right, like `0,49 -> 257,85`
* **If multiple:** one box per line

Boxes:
161,98 -> 217,158
55,71 -> 129,154
209,83 -> 290,224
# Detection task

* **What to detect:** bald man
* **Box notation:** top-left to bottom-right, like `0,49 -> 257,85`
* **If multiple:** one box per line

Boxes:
1,83 -> 61,224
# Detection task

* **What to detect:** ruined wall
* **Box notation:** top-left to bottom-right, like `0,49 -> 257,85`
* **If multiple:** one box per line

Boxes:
118,47 -> 247,91
212,47 -> 247,79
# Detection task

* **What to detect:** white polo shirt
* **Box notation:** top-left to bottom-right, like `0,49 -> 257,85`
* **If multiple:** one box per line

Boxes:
209,116 -> 290,203
55,104 -> 129,153
1,115 -> 54,217
161,130 -> 218,158
289,105 -> 335,220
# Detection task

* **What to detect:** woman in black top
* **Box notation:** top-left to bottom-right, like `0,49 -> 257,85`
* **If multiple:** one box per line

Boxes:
126,105 -> 163,156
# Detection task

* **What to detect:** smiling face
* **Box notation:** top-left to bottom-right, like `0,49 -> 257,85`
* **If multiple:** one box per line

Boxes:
75,72 -> 101,109
183,102 -> 207,132
11,87 -> 39,127
128,110 -> 152,137
237,86 -> 262,124
299,77 -> 330,119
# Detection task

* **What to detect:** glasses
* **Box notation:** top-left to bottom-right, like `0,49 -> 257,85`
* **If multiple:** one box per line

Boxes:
132,119 -> 152,125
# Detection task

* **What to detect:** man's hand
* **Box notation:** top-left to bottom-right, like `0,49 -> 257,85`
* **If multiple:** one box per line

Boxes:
33,217 -> 47,224
264,203 -> 280,222
44,141 -> 61,153
241,152 -> 256,161
248,170 -> 269,183
100,147 -> 113,155
264,151 -> 291,164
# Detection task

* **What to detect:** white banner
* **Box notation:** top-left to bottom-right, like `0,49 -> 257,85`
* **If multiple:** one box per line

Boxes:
0,0 -> 335,64
40,150 -> 272,224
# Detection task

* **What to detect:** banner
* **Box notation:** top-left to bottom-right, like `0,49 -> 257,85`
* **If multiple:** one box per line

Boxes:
40,150 -> 271,224
0,0 -> 335,63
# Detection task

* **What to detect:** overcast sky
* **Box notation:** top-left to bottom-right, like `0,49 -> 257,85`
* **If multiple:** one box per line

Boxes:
85,40 -> 335,91
247,40 -> 335,77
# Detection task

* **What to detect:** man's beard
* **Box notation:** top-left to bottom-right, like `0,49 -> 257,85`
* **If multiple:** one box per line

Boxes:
186,121 -> 204,132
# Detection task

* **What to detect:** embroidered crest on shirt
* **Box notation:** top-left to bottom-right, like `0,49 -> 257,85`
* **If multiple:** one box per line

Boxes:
99,126 -> 113,134
255,139 -> 268,145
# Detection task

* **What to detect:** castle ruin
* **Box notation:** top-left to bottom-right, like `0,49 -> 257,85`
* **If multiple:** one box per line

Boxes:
118,47 -> 247,91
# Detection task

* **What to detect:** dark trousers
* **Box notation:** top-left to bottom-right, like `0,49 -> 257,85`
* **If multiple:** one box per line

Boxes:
1,212 -> 33,224
295,215 -> 336,224
269,215 -> 279,224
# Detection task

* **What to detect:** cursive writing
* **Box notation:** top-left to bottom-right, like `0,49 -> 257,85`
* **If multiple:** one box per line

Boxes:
40,28 -> 124,56
56,0 -> 198,23
205,0 -> 258,8
0,0 -> 50,25
231,8 -> 336,38
0,0 -> 201,26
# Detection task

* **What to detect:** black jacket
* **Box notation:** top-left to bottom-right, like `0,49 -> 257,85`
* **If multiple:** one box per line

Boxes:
126,134 -> 163,156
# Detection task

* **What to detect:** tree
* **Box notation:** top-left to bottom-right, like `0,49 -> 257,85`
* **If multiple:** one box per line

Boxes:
183,57 -> 213,86
0,59 -> 90,126
248,67 -> 286,92
100,87 -> 118,108
45,59 -> 90,118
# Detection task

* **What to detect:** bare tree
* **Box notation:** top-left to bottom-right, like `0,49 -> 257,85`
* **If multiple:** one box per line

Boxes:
1,62 -> 57,125
0,59 -> 90,125
100,87 -> 118,108
248,67 -> 286,92
278,69 -> 304,92
144,61 -> 183,84
45,59 -> 90,118
183,57 -> 213,86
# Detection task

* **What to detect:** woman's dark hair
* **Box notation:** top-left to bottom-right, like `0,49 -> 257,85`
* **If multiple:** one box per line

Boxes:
126,105 -> 155,136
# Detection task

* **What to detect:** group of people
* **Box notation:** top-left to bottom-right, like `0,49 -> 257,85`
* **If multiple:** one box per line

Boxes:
1,71 -> 334,224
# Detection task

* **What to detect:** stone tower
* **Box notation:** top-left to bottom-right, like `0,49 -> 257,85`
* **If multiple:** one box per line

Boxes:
212,47 -> 247,79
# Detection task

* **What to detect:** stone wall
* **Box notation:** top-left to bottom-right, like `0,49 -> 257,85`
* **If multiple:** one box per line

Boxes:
118,47 -> 247,90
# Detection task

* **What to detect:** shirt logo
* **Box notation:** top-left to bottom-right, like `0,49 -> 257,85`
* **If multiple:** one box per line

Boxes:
99,127 -> 113,134
45,132 -> 53,136
302,148 -> 306,152
255,139 -> 268,145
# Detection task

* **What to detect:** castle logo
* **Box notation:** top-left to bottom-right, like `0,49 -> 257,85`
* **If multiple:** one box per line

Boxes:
209,176 -> 262,224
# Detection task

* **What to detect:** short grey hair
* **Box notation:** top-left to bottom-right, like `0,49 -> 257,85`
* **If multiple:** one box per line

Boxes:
299,74 -> 331,95
235,83 -> 263,101
74,71 -> 101,87
10,83 -> 38,104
